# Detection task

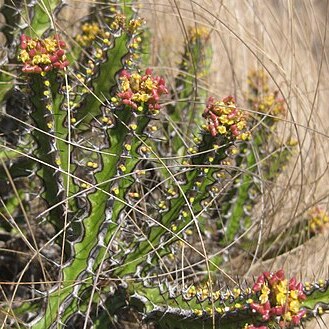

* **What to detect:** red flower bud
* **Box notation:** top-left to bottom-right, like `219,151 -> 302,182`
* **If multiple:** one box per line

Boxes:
292,310 -> 306,325
49,55 -> 58,63
274,269 -> 285,281
222,95 -> 234,103
62,60 -> 69,68
270,306 -> 284,316
22,64 -> 42,74
208,122 -> 217,137
230,124 -> 239,136
253,274 -> 265,292
28,49 -> 36,57
20,34 -> 28,49
56,49 -> 65,57
289,277 -> 297,290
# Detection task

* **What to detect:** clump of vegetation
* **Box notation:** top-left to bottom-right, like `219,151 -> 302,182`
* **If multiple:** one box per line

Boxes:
0,1 -> 328,328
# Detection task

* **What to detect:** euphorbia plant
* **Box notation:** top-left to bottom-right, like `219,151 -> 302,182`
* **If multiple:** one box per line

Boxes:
0,1 -> 328,328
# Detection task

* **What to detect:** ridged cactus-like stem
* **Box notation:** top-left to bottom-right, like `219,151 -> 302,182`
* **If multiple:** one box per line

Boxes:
0,2 -> 328,329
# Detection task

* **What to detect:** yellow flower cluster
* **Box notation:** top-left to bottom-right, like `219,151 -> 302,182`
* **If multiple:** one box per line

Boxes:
76,16 -> 144,47
203,96 -> 250,141
251,270 -> 306,326
114,68 -> 168,112
128,18 -> 144,34
272,279 -> 303,322
247,69 -> 269,94
110,14 -> 126,30
259,284 -> 270,304
18,34 -> 68,73
247,69 -> 285,118
188,25 -> 210,42
76,22 -> 110,47
308,206 -> 329,233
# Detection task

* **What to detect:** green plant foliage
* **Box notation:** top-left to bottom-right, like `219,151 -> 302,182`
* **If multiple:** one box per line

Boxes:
166,25 -> 213,155
0,1 -> 328,329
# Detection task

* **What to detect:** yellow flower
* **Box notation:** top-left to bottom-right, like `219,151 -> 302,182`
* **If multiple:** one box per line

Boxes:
217,125 -> 227,134
276,292 -> 287,306
188,26 -> 209,42
121,77 -> 130,91
138,93 -> 150,102
128,18 -> 143,33
44,37 -> 57,52
259,284 -> 270,304
19,50 -> 30,62
289,300 -> 300,314
31,54 -> 50,65
185,285 -> 196,298
132,93 -> 150,103
31,54 -> 42,65
27,39 -> 36,48
130,73 -> 141,91
240,132 -> 251,141
289,290 -> 298,300
143,78 -> 155,91
237,121 -> 246,130
193,309 -> 203,317
41,54 -> 51,64
221,106 -> 232,115
219,114 -> 228,124
276,279 -> 288,293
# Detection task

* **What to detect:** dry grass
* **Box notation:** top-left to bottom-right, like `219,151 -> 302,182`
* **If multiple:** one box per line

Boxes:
1,0 -> 329,328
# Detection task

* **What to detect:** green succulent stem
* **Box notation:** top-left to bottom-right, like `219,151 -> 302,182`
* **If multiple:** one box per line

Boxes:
1,2 -> 329,329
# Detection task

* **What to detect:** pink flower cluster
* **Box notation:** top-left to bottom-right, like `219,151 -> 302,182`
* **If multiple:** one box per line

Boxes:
202,96 -> 250,140
18,34 -> 69,74
115,68 -> 168,112
250,269 -> 306,328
